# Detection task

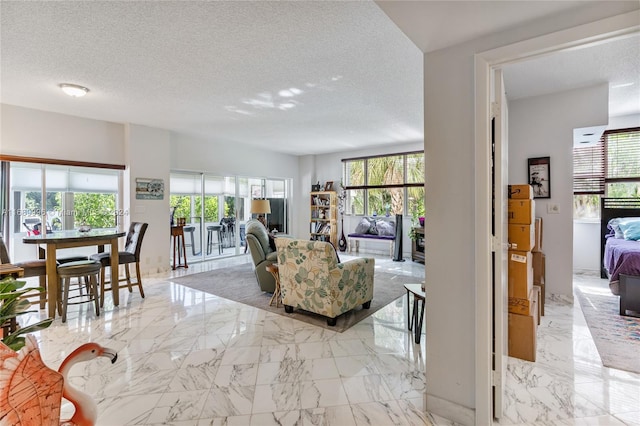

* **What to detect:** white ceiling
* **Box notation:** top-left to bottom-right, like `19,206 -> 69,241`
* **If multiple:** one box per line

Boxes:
1,1 -> 638,157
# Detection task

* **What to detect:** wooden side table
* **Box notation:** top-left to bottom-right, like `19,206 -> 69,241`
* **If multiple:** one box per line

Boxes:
171,226 -> 188,270
0,264 -> 25,278
265,263 -> 281,307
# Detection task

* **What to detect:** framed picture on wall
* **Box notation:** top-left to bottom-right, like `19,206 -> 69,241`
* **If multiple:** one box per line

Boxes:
527,157 -> 550,199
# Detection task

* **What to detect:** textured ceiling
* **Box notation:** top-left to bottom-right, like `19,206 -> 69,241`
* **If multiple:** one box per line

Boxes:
503,34 -> 640,118
1,1 -> 638,157
0,1 -> 423,155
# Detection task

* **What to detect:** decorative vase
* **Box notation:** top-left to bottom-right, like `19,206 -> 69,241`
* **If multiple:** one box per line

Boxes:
338,217 -> 347,252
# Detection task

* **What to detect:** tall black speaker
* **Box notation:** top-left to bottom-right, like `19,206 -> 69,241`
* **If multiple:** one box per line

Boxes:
393,214 -> 404,262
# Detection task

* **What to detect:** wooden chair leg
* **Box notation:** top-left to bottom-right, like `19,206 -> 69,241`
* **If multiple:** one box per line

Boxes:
61,278 -> 70,323
38,275 -> 47,309
90,274 -> 100,317
135,262 -> 145,298
99,267 -> 106,308
57,279 -> 63,317
125,264 -> 133,292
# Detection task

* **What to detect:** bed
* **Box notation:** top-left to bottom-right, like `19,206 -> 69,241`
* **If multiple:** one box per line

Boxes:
600,198 -> 640,316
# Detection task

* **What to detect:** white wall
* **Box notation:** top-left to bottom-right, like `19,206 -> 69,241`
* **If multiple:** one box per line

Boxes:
124,124 -> 171,275
508,84 -> 609,296
1,104 -> 125,164
608,112 -> 640,129
573,221 -> 601,272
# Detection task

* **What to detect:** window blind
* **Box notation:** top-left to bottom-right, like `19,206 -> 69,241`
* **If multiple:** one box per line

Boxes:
573,139 -> 605,194
606,127 -> 640,181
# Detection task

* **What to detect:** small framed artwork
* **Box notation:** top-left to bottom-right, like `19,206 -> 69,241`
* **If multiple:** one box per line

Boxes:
324,181 -> 334,191
527,157 -> 551,199
135,178 -> 164,200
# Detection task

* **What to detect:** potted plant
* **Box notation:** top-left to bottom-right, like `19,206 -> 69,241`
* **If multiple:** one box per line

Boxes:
0,275 -> 53,350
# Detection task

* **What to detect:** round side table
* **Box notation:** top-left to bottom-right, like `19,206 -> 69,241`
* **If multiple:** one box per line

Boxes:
265,263 -> 281,307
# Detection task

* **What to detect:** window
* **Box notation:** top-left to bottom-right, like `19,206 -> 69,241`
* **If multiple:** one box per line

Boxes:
342,151 -> 425,221
9,163 -> 120,231
573,127 -> 640,219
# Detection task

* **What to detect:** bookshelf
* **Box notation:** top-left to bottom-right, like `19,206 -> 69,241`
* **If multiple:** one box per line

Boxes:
310,191 -> 337,246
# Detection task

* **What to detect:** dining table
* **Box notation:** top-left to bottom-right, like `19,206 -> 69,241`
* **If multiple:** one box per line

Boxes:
23,229 -> 126,318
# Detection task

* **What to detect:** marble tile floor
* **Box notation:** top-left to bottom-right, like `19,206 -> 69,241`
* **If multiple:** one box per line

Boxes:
15,258 -> 640,425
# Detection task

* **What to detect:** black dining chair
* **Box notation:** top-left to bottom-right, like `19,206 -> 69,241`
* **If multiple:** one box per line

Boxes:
89,222 -> 148,307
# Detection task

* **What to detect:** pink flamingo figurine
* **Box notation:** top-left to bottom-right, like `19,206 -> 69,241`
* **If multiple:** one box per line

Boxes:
58,342 -> 117,426
0,335 -> 117,426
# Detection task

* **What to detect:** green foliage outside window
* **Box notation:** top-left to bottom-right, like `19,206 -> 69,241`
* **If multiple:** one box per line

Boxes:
74,193 -> 116,228
171,195 -> 191,223
171,195 -> 221,224
343,152 -> 425,218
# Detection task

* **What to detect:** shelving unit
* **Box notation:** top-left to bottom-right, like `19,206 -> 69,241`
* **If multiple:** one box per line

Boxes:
310,191 -> 337,246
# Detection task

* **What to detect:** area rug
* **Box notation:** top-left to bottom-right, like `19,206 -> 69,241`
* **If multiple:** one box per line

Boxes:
170,263 -> 415,332
575,286 -> 640,374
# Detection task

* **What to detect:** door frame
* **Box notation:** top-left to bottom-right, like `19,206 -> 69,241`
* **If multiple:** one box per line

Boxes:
473,10 -> 639,425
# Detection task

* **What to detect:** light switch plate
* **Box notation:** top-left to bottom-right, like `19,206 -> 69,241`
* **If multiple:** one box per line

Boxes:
547,203 -> 560,214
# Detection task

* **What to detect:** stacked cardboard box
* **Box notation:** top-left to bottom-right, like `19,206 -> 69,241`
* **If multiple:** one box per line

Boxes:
507,184 -> 538,362
531,217 -> 545,317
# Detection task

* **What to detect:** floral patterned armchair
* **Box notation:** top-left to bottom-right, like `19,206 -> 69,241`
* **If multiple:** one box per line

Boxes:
275,238 -> 375,326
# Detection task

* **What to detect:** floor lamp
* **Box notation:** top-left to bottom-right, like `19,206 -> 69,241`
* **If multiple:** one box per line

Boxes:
250,199 -> 271,229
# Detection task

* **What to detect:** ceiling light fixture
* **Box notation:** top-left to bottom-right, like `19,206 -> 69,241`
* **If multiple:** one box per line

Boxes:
59,83 -> 89,97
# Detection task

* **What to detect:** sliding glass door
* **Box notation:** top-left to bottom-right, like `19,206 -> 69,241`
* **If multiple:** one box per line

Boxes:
169,172 -> 290,265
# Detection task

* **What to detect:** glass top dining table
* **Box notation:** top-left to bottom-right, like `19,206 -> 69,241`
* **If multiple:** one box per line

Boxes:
23,229 -> 126,318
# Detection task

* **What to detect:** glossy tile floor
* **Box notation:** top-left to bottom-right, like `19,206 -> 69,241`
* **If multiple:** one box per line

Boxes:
19,257 -> 640,425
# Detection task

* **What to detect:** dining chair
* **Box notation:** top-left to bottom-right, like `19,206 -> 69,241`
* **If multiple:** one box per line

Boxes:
0,234 -> 49,309
89,222 -> 148,307
56,260 -> 101,323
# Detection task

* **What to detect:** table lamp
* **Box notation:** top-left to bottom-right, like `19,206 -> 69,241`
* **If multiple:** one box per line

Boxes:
250,199 -> 271,228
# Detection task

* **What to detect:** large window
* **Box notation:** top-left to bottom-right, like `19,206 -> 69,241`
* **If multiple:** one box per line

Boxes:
342,151 -> 425,221
1,161 -> 122,262
9,163 -> 120,232
573,127 -> 640,219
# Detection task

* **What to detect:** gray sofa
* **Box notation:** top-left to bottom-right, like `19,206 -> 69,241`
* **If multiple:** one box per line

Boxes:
245,219 -> 277,292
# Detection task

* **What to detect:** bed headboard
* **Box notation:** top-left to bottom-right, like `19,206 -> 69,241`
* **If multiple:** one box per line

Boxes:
600,198 -> 640,278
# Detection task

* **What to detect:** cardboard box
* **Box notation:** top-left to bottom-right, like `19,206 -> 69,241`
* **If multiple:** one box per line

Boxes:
508,298 -> 538,362
535,279 -> 545,316
508,199 -> 535,224
508,224 -> 535,251
532,285 -> 541,325
533,251 -> 545,284
508,250 -> 533,299
508,184 -> 534,199
532,217 -> 543,252
508,288 -> 534,315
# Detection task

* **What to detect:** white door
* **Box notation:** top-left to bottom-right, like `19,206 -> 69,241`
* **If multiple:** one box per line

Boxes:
491,68 -> 508,418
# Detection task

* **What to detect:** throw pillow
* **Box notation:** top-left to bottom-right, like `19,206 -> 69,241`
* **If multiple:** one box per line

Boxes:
354,217 -> 371,234
368,219 -> 378,235
619,219 -> 640,241
377,220 -> 394,236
